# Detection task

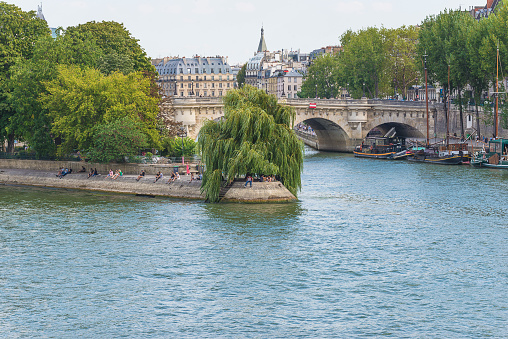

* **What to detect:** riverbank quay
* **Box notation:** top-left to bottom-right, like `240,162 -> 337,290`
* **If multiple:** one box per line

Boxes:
0,159 -> 200,175
0,167 -> 297,202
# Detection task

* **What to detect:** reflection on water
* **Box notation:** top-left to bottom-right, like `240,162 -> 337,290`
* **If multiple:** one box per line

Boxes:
0,150 -> 507,338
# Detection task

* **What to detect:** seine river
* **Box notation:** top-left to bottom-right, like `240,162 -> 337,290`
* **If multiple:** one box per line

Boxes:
1,148 -> 507,338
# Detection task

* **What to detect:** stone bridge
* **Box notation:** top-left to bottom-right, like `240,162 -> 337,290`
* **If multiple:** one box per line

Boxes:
164,97 -> 437,152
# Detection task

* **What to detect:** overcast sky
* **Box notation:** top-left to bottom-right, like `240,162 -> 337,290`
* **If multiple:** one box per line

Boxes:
11,0 -> 482,65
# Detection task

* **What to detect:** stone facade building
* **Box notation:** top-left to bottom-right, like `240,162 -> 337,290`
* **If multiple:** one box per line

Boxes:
153,56 -> 235,98
245,27 -> 309,93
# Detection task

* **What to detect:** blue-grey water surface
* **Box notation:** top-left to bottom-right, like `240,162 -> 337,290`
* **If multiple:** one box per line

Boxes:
1,149 -> 507,338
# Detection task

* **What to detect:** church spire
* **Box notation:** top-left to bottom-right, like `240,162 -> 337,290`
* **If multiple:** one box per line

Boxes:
36,3 -> 46,21
257,26 -> 267,53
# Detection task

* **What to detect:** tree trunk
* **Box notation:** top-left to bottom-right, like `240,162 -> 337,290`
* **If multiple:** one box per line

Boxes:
458,88 -> 465,139
7,134 -> 15,153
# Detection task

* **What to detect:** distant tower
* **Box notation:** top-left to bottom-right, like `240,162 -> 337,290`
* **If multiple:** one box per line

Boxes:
257,27 -> 267,53
36,4 -> 46,21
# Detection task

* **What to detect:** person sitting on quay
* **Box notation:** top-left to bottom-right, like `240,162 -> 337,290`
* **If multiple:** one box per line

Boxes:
244,174 -> 253,188
87,168 -> 94,179
166,171 -> 180,184
136,169 -> 145,181
107,169 -> 114,179
112,169 -> 122,180
154,171 -> 163,183
58,168 -> 71,179
56,167 -> 64,177
78,166 -> 86,173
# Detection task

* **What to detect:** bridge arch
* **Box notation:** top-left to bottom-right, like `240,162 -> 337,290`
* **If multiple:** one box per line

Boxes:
366,122 -> 425,138
296,118 -> 351,152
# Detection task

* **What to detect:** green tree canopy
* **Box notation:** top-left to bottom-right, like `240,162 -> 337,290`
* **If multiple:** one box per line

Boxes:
162,136 -> 197,157
0,2 -> 50,152
418,9 -> 477,137
198,86 -> 304,202
299,54 -> 339,99
63,21 -> 154,74
236,63 -> 246,88
382,26 -> 420,99
338,27 -> 385,98
87,116 -> 148,163
41,65 -> 160,154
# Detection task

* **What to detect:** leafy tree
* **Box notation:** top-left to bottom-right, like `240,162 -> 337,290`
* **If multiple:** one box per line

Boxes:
63,21 -> 154,74
382,26 -> 419,99
0,2 -> 50,152
87,117 -> 148,163
8,36 -> 59,157
299,54 -> 339,99
418,9 -> 475,138
41,65 -> 160,154
467,16 -> 492,137
236,63 -> 246,88
198,85 -> 304,202
338,27 -> 386,98
161,136 -> 197,157
97,52 -> 134,75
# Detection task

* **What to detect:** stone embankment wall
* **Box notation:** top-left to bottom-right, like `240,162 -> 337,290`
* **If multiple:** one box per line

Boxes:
0,159 -> 199,175
0,161 -> 297,203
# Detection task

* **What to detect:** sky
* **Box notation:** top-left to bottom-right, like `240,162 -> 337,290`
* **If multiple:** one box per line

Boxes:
11,0 -> 483,65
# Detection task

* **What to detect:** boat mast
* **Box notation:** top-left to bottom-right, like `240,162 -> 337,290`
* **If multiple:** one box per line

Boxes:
495,43 -> 499,138
425,52 -> 429,146
447,65 -> 450,146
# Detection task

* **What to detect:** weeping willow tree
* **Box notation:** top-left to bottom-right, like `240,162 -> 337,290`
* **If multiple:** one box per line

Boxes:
198,85 -> 304,202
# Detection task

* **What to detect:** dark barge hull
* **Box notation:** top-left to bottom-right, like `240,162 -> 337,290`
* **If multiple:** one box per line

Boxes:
407,154 -> 466,165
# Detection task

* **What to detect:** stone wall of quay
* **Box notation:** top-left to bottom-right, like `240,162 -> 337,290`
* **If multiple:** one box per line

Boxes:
0,159 -> 199,176
0,162 -> 297,203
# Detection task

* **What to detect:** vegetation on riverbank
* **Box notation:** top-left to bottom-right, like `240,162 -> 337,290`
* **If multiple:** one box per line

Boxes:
198,86 -> 304,202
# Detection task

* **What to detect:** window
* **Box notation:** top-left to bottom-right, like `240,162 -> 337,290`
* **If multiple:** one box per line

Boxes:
219,69 -> 221,74
180,92 -> 184,96
211,90 -> 215,96
227,75 -> 230,80
180,76 -> 183,81
204,83 -> 207,88
196,83 -> 199,88
195,68 -> 198,73
211,76 -> 215,81
294,85 -> 297,91
219,90 -> 223,96
294,94 -> 298,98
188,76 -> 191,81
211,68 -> 214,74
204,76 -> 207,81
288,85 -> 291,91
227,83 -> 230,88
212,83 -> 215,88
188,83 -> 191,88
196,91 -> 200,96
179,68 -> 183,74
204,91 -> 207,96
219,76 -> 222,81
288,77 -> 291,83
180,83 -> 183,88
219,83 -> 222,88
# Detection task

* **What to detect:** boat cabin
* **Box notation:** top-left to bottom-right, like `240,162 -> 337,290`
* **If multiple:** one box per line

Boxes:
486,138 -> 508,164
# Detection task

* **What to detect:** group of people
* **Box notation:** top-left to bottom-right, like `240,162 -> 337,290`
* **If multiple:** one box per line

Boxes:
56,167 -> 72,179
106,169 -> 123,180
244,174 -> 277,187
87,168 -> 98,178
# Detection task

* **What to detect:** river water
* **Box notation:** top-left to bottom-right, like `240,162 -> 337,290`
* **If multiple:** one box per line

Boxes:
1,149 -> 507,338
